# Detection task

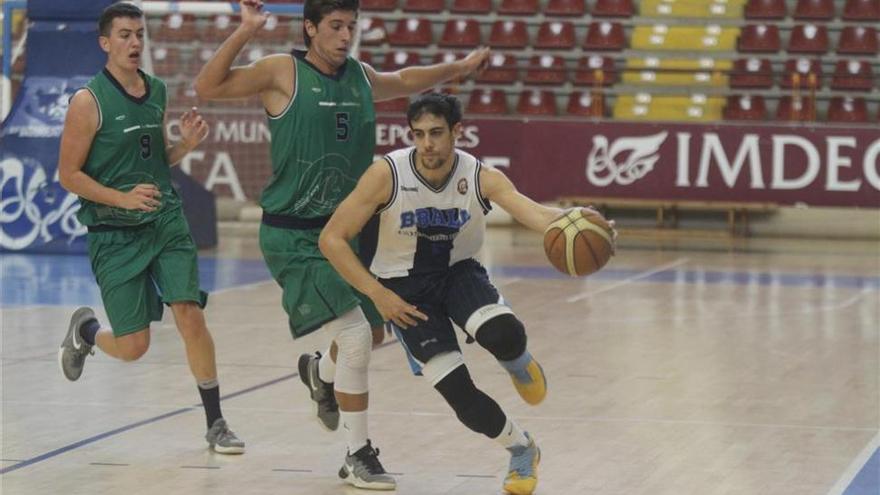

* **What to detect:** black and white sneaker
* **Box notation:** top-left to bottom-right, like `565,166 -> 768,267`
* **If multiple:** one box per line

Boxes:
338,440 -> 396,490
58,307 -> 97,381
298,352 -> 339,431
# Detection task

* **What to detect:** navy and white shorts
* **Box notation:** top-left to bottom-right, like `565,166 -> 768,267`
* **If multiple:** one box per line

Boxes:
380,258 -> 514,375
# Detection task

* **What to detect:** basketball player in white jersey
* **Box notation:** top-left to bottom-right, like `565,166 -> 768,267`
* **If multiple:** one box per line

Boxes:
319,92 -> 616,495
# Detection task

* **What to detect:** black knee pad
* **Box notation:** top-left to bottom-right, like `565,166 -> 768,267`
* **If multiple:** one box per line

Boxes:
434,365 -> 506,438
474,313 -> 526,361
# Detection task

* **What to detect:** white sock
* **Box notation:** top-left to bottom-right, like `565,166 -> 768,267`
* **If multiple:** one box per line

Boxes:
318,347 -> 336,383
494,417 -> 529,449
340,410 -> 369,454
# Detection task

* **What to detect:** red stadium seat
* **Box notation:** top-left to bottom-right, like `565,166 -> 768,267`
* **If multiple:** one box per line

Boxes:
498,0 -> 539,15
583,21 -> 626,51
382,50 -> 420,71
837,26 -> 879,55
175,84 -> 200,108
468,89 -> 509,114
546,0 -> 587,16
475,53 -> 519,85
827,96 -> 869,123
451,0 -> 491,13
403,0 -> 446,12
744,0 -> 786,19
154,13 -> 197,42
524,55 -> 567,85
723,95 -> 767,120
535,21 -> 576,50
375,97 -> 410,113
205,15 -> 239,43
359,17 -> 388,46
787,24 -> 829,53
516,90 -> 557,115
780,57 -> 823,88
566,92 -> 605,117
151,46 -> 181,77
255,15 -> 290,42
361,0 -> 398,10
842,0 -> 880,20
572,55 -> 617,86
388,18 -> 433,46
776,96 -> 814,121
831,59 -> 874,91
358,51 -> 374,67
439,19 -> 482,48
489,20 -> 529,49
793,0 -> 835,20
592,0 -> 634,17
433,51 -> 464,66
729,58 -> 773,88
738,24 -> 781,52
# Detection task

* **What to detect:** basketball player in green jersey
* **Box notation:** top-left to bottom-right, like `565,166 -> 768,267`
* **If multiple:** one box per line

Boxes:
56,3 -> 244,454
194,0 -> 488,488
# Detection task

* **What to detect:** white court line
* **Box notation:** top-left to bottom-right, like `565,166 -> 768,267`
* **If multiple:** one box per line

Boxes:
567,257 -> 690,303
826,431 -> 879,495
563,286 -> 877,325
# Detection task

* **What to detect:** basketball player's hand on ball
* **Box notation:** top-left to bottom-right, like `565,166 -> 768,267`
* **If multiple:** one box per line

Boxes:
240,0 -> 269,32
585,206 -> 618,251
458,47 -> 491,79
117,184 -> 161,212
372,288 -> 428,329
180,107 -> 209,150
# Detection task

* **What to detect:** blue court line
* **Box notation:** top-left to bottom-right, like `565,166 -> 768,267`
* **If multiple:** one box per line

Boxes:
4,253 -> 879,308
489,265 -> 880,291
0,340 -> 398,476
0,408 -> 192,475
843,448 -> 880,495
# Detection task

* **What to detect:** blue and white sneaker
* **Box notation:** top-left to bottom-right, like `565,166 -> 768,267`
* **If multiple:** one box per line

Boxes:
503,432 -> 540,495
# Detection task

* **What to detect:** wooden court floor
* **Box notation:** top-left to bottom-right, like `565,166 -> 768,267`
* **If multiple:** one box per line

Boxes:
1,230 -> 878,495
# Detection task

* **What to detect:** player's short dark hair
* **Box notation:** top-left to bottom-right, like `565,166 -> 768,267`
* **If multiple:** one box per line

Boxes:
407,93 -> 463,129
98,2 -> 143,37
303,0 -> 359,48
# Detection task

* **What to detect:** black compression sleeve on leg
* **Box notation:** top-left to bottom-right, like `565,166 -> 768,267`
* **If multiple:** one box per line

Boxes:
434,365 -> 506,439
474,314 -> 527,362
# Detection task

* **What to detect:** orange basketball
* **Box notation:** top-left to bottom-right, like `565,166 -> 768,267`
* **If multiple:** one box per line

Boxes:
543,208 -> 615,277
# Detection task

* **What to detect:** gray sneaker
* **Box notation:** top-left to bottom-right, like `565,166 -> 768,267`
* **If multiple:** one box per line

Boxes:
338,440 -> 396,490
298,352 -> 339,431
57,307 -> 97,381
205,418 -> 245,454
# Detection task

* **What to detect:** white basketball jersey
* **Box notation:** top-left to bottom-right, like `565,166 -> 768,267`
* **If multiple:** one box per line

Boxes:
369,147 -> 491,278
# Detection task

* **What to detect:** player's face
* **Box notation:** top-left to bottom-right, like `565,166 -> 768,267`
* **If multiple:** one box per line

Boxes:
410,113 -> 462,171
306,10 -> 358,69
100,17 -> 145,71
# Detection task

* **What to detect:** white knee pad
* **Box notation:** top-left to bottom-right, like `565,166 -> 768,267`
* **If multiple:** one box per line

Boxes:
325,307 -> 372,394
422,351 -> 465,387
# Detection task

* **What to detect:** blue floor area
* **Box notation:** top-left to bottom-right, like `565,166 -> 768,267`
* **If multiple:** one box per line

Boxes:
2,254 -> 879,308
0,254 -> 271,307
844,448 -> 880,495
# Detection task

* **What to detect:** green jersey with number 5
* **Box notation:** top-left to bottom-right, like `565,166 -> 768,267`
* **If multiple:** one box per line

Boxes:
75,69 -> 180,227
262,51 -> 376,218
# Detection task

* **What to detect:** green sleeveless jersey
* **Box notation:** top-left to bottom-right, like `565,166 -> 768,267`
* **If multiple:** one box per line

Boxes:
76,69 -> 180,227
262,52 -> 376,217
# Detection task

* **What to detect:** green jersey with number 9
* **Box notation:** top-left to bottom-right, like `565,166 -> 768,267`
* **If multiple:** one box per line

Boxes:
75,69 -> 181,227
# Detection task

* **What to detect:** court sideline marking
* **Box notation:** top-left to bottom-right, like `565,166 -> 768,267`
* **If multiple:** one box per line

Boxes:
566,257 -> 690,302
